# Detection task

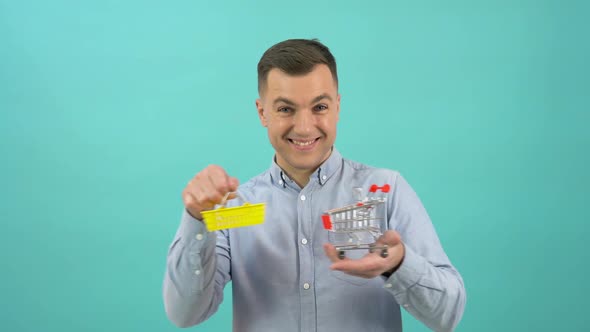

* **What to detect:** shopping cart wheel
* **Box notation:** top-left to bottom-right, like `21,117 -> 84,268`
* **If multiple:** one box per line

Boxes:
338,251 -> 346,260
380,248 -> 389,258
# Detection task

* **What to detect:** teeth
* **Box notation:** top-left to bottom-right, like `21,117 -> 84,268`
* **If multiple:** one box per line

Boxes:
291,139 -> 315,146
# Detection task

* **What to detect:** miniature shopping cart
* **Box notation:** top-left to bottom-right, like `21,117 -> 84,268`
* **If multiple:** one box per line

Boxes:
201,192 -> 265,231
322,184 -> 390,259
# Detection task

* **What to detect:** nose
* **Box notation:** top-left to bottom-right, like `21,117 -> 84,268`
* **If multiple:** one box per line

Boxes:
293,109 -> 315,135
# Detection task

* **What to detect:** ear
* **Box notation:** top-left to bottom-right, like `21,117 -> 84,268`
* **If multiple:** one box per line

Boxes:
256,98 -> 267,127
336,94 -> 341,121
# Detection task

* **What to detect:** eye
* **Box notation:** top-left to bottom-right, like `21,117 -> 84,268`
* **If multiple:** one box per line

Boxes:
313,104 -> 328,112
278,107 -> 292,113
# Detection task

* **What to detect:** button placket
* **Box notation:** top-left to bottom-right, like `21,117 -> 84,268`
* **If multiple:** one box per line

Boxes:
297,187 -> 316,330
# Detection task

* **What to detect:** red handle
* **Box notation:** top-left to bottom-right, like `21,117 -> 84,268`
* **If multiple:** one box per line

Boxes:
322,214 -> 332,230
369,184 -> 390,193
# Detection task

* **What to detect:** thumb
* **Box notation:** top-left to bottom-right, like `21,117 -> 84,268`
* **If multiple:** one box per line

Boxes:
376,230 -> 402,247
228,177 -> 240,191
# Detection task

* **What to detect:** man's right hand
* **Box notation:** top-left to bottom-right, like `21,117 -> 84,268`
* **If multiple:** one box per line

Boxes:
182,165 -> 240,220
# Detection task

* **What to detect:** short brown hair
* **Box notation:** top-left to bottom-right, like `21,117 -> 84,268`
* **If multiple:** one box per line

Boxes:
257,39 -> 338,94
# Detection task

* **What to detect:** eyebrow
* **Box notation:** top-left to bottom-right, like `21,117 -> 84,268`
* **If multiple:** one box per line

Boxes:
272,93 -> 333,107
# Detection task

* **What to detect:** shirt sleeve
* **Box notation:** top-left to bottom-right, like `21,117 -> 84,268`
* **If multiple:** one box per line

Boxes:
162,210 -> 232,328
383,173 -> 466,332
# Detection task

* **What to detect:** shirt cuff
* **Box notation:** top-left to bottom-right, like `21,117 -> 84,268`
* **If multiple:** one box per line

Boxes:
179,210 -> 215,250
382,244 -> 427,296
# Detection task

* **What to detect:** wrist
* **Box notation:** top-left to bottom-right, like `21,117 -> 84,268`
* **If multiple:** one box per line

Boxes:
381,253 -> 405,278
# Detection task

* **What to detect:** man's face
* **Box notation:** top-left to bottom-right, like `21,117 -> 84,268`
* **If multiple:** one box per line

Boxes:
256,64 -> 340,178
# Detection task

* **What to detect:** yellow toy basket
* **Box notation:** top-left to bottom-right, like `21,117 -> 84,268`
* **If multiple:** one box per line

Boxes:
201,192 -> 265,231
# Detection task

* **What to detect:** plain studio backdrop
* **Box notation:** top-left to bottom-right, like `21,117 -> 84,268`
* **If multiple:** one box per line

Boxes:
1,1 -> 588,331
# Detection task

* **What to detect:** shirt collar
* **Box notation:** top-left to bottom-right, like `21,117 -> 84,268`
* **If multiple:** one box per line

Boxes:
269,147 -> 343,190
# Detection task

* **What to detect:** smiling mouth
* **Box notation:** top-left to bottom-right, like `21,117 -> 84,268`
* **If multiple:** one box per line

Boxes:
288,137 -> 320,147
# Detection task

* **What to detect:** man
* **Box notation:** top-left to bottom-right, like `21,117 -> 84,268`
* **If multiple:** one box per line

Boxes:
163,39 -> 466,331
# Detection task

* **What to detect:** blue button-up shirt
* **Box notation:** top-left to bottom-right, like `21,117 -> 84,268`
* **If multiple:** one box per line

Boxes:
163,149 -> 465,331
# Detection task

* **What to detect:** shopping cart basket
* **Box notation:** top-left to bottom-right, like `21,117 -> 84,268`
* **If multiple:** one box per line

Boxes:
322,184 -> 390,259
201,192 -> 265,231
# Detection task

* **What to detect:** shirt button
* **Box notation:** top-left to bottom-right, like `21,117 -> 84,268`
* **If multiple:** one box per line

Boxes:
300,195 -> 306,201
301,238 -> 308,245
279,180 -> 283,185
194,270 -> 201,275
303,282 -> 310,290
195,234 -> 204,241
384,283 -> 392,288
322,175 -> 327,180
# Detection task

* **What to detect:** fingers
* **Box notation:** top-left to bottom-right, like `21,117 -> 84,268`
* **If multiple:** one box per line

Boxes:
375,230 -> 402,247
324,231 -> 405,279
182,165 -> 240,219
323,243 -> 341,263
325,242 -> 388,274
323,244 -> 377,278
329,253 -> 384,276
228,177 -> 239,192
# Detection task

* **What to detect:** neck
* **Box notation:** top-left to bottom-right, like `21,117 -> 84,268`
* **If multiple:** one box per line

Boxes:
275,148 -> 333,188
286,169 -> 313,188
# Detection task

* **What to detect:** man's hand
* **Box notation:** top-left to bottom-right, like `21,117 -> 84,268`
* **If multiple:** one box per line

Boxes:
323,230 -> 405,278
182,165 -> 239,220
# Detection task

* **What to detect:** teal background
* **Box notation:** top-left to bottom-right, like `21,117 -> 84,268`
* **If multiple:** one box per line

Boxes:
1,0 -> 588,331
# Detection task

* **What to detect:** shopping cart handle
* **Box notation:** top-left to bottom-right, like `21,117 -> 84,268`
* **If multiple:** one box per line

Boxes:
369,184 -> 390,193
321,214 -> 332,230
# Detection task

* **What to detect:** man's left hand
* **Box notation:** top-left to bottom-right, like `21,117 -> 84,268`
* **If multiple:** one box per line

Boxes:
323,230 -> 405,278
